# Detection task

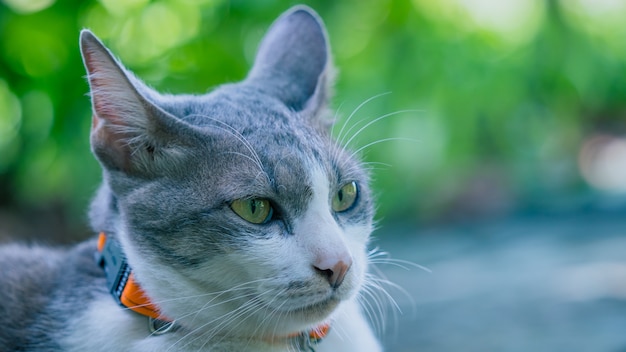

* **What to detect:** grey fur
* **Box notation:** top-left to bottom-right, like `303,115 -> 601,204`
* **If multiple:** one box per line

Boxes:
0,240 -> 106,351
0,6 -> 378,351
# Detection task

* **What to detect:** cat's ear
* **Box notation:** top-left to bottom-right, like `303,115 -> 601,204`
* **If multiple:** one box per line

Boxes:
80,30 -> 188,177
247,6 -> 334,116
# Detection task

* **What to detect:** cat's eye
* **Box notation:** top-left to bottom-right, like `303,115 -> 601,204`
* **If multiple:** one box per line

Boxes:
332,182 -> 358,212
231,198 -> 274,224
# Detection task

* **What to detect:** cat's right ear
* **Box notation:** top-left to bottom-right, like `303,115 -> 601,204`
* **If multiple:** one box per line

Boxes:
80,30 -> 189,177
246,6 -> 334,117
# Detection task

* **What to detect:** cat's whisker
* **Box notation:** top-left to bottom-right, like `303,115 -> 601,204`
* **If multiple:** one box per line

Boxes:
326,306 -> 351,343
200,306 -> 256,342
242,302 -> 277,350
360,164 -> 393,172
364,269 -> 418,337
247,288 -> 288,339
211,287 -> 288,338
187,291 -> 255,325
152,279 -> 274,343
367,247 -> 388,259
329,100 -> 346,138
267,302 -> 287,350
369,258 -> 432,273
125,278 -> 272,322
342,109 -> 422,150
184,282 -> 269,324
360,272 -> 405,336
370,272 -> 400,323
364,273 -> 403,314
368,261 -> 419,312
222,152 -> 263,170
237,288 -> 291,351
349,137 -> 420,161
168,296 -> 260,351
361,286 -> 394,335
357,245 -> 428,337
196,299 -> 262,350
363,161 -> 393,169
335,92 -> 392,147
368,247 -> 432,273
168,310 -> 244,351
357,286 -> 386,336
330,92 -> 392,165
217,292 -> 280,342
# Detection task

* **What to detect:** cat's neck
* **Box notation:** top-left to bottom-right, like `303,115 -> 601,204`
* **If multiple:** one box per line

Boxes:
96,233 -> 169,321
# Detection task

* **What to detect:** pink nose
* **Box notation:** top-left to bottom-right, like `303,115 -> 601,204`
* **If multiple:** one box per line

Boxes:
314,255 -> 353,289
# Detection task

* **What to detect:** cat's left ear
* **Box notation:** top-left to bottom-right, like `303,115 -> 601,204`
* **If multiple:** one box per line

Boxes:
80,30 -> 194,177
246,6 -> 334,117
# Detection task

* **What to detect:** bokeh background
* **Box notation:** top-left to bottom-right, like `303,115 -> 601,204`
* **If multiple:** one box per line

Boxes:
1,0 -> 626,350
2,0 -> 626,236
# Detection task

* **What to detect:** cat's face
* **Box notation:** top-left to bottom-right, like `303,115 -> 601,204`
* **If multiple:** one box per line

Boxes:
82,6 -> 374,340
114,90 -> 375,335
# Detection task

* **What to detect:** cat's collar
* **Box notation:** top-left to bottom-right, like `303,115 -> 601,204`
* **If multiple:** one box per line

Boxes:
280,323 -> 331,351
95,232 -> 175,334
94,233 -> 332,347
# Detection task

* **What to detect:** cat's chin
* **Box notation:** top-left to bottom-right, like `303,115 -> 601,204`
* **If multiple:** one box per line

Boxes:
282,295 -> 342,322
251,296 -> 342,339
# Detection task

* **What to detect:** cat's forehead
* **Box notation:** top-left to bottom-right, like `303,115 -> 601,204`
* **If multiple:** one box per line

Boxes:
161,85 -> 294,127
164,86 -> 328,163
160,90 -> 318,179
211,127 -> 329,201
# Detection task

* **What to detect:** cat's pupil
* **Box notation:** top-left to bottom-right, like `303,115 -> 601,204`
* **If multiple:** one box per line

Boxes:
251,200 -> 258,214
337,190 -> 344,202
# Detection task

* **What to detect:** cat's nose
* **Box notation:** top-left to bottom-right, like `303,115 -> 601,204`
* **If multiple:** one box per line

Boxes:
314,254 -> 352,289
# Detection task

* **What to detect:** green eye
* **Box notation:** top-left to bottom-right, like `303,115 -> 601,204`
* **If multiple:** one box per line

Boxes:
332,182 -> 358,212
231,198 -> 273,224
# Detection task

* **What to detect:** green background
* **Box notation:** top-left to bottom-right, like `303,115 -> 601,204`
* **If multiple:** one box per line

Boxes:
1,0 -> 625,241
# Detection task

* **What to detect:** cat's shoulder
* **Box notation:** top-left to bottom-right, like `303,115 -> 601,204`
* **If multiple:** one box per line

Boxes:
0,239 -> 105,351
0,242 -> 66,288
0,238 -> 98,276
0,242 -> 66,350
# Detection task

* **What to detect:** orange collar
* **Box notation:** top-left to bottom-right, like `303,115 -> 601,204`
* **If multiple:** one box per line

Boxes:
96,233 -> 169,322
95,232 -> 331,347
283,323 -> 331,350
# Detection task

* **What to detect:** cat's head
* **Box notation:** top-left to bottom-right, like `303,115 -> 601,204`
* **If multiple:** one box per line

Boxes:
82,6 -> 374,341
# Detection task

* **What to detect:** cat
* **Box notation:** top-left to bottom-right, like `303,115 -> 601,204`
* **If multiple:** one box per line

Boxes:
0,5 -> 385,352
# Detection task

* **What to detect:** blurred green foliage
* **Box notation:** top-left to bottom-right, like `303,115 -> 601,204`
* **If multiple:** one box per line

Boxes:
1,0 -> 625,231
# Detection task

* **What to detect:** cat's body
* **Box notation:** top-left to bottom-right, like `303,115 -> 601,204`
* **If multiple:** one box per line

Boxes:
0,6 -> 383,351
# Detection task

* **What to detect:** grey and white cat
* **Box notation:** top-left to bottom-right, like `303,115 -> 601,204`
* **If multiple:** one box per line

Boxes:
0,6 -> 385,352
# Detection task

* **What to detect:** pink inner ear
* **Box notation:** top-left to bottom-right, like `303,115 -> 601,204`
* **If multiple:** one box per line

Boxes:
82,41 -> 137,128
81,31 -> 159,175
90,113 -> 130,171
92,93 -> 124,126
88,70 -> 131,127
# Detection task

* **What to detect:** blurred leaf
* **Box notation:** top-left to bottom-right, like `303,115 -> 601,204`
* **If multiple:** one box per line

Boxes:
1,0 -> 626,231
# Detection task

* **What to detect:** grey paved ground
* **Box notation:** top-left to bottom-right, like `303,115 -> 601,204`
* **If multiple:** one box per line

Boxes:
374,213 -> 626,352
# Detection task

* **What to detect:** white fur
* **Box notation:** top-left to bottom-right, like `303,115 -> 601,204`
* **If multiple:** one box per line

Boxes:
61,297 -> 380,351
292,167 -> 353,272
